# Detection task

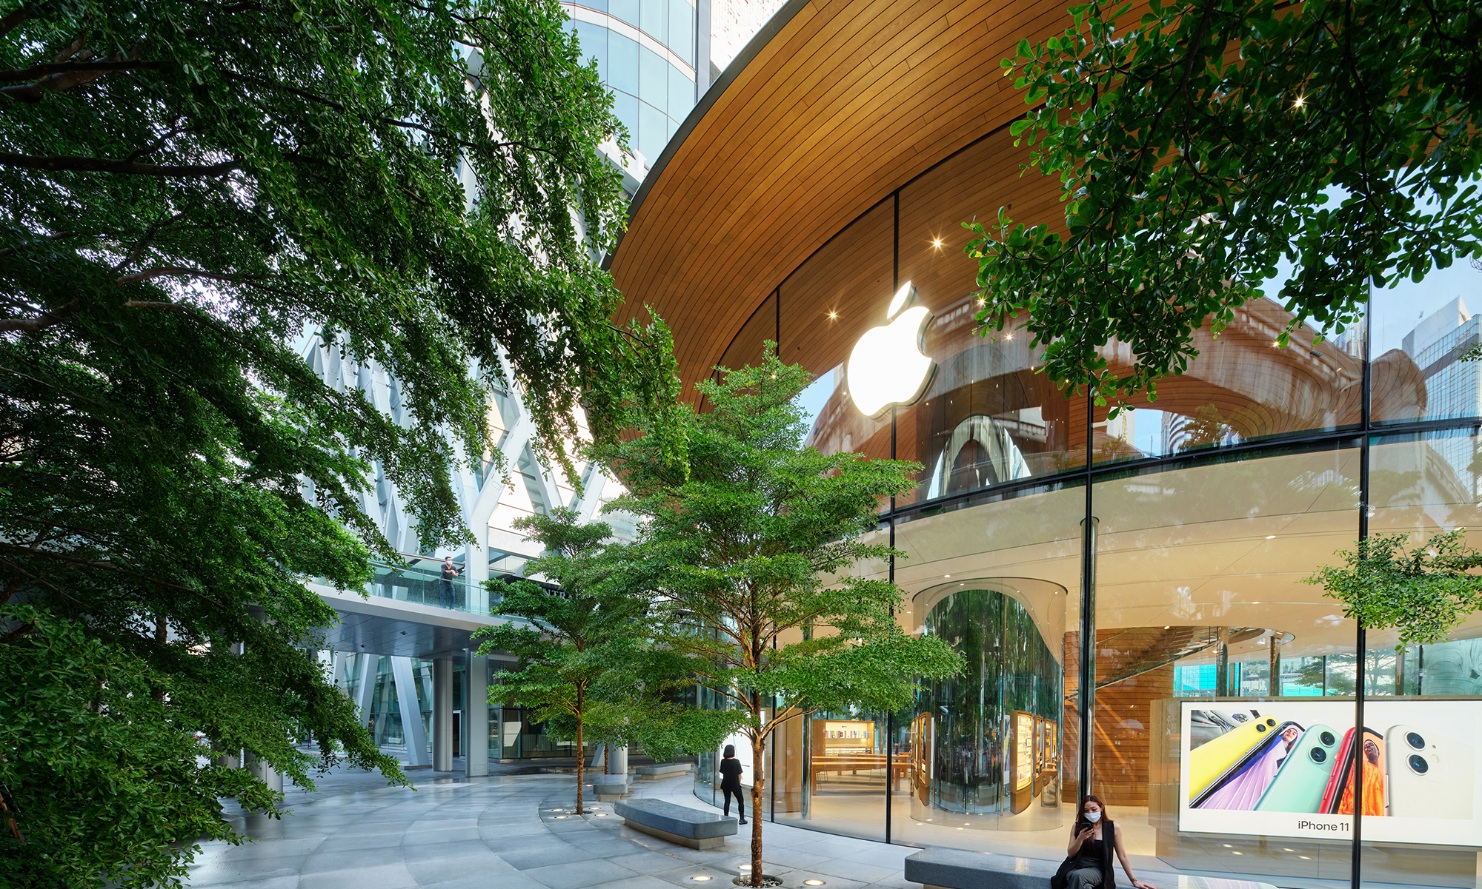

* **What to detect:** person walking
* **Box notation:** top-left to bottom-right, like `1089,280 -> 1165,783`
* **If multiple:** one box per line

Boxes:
719,744 -> 746,824
1052,795 -> 1153,889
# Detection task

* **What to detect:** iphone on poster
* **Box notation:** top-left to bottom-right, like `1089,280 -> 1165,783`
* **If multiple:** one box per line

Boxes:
1321,727 -> 1384,816
1193,720 -> 1303,810
1386,725 -> 1475,820
1189,715 -> 1278,800
1255,724 -> 1341,813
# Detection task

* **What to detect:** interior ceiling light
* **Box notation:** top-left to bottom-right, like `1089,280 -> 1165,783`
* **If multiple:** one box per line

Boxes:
804,881 -> 827,887
827,310 -> 839,320
690,877 -> 713,883
931,236 -> 944,249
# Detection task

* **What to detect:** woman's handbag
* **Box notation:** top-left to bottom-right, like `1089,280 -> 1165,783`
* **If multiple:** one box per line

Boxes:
1050,856 -> 1078,889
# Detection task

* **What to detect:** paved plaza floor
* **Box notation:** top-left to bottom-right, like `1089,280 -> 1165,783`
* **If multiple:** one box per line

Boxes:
187,763 -> 1348,889
184,767 -> 923,889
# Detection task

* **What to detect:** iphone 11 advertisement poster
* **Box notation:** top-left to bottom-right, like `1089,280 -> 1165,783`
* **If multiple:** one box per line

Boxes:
1178,701 -> 1482,845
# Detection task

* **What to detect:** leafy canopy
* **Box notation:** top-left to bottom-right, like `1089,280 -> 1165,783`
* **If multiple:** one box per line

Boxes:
1309,530 -> 1482,648
597,346 -> 963,885
474,509 -> 660,813
969,0 -> 1482,406
0,0 -> 675,885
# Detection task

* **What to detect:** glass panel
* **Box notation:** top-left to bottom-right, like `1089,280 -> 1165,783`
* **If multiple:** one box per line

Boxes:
668,65 -> 694,123
1092,301 -> 1363,465
773,530 -> 891,840
1371,260 -> 1482,425
607,32 -> 639,95
779,199 -> 893,462
895,302 -> 1087,508
1361,431 -> 1482,887
668,0 -> 695,65
640,0 -> 667,45
890,483 -> 1081,852
611,89 -> 639,148
609,0 -> 640,28
896,132 -> 1086,504
571,20 -> 608,82
637,101 -> 666,166
1096,446 -> 1358,885
638,46 -> 668,115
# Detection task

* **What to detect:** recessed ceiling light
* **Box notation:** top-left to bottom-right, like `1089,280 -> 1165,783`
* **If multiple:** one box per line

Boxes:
1298,855 -> 1311,860
554,815 -> 567,819
1266,534 -> 1277,539
690,877 -> 713,883
827,310 -> 839,320
805,881 -> 827,887
931,237 -> 944,250
944,574 -> 951,578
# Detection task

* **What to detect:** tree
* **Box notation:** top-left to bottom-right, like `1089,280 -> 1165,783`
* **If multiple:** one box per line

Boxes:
967,0 -> 1482,407
598,347 -> 964,887
474,509 -> 653,815
1309,530 -> 1482,648
0,0 -> 677,885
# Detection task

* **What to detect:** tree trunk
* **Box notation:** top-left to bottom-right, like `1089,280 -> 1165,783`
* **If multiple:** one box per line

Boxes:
750,732 -> 766,886
575,708 -> 585,815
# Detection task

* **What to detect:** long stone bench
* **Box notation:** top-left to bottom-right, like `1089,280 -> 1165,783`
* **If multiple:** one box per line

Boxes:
634,762 -> 694,777
613,798 -> 738,850
905,849 -> 1280,889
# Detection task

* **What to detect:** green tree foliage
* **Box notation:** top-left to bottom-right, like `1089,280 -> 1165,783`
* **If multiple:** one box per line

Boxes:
474,509 -> 655,815
1309,530 -> 1482,648
598,347 -> 964,886
0,0 -> 677,885
968,0 -> 1482,407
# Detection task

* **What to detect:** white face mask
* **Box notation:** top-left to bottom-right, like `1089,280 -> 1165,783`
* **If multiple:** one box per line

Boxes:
1085,810 -> 1102,823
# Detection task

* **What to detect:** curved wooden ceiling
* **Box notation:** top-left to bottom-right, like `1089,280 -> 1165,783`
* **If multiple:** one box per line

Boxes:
608,0 -> 1079,399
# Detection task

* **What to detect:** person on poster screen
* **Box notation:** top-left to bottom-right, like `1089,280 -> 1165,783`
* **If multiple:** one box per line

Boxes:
1337,737 -> 1384,816
719,744 -> 746,824
1197,724 -> 1300,810
1052,796 -> 1154,889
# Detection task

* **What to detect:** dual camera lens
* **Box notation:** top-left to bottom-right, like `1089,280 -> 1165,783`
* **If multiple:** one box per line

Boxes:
1409,754 -> 1430,775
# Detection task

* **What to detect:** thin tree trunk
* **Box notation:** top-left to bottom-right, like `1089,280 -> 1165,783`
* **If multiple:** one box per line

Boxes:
750,732 -> 766,886
575,711 -> 585,815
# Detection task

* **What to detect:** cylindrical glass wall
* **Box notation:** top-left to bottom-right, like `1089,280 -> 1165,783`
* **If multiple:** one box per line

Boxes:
911,583 -> 1063,830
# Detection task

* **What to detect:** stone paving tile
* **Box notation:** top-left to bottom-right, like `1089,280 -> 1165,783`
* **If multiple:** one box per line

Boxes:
521,858 -> 641,889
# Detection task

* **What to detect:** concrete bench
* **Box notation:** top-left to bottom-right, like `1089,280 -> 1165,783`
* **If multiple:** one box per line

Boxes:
634,762 -> 694,777
613,798 -> 738,850
590,774 -> 629,800
904,849 -> 1279,889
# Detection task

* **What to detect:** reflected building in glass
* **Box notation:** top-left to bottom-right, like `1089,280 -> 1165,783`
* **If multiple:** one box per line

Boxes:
609,0 -> 1482,885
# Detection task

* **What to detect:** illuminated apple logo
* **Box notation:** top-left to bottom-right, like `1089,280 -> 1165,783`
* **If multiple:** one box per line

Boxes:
846,282 -> 934,417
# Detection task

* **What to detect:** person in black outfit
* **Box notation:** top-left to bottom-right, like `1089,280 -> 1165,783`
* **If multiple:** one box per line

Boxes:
719,744 -> 746,824
1054,795 -> 1153,889
439,556 -> 462,608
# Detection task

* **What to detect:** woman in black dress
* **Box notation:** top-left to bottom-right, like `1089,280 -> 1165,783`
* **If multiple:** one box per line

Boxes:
719,744 -> 746,824
1057,796 -> 1153,889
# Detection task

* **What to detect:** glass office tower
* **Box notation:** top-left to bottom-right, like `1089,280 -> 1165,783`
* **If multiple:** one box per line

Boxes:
564,0 -> 710,172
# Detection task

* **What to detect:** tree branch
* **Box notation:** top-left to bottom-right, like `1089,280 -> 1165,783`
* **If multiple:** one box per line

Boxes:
0,298 -> 80,333
0,2 -> 55,40
0,59 -> 161,83
0,153 -> 241,177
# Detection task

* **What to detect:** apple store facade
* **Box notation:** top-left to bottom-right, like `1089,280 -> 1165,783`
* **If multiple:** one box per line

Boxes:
608,0 -> 1482,886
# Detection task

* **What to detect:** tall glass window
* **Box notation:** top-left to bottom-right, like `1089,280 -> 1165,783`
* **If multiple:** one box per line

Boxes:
1094,447 -> 1358,885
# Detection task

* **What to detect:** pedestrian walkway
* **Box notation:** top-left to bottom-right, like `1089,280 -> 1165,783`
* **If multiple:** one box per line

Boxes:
185,767 -> 919,889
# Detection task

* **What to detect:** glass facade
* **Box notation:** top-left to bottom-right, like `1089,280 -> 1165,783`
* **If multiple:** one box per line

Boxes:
565,0 -> 699,168
698,127 -> 1482,887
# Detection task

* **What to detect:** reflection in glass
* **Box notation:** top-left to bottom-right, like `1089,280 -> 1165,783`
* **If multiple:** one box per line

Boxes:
912,584 -> 1063,830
